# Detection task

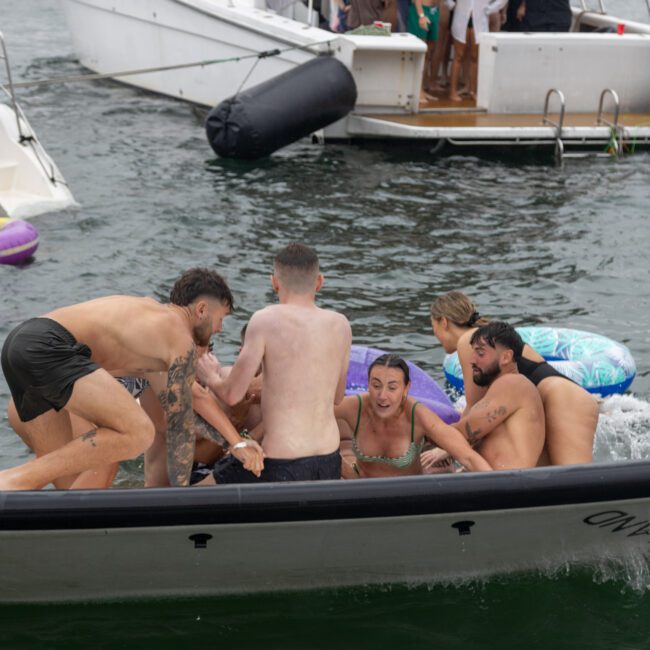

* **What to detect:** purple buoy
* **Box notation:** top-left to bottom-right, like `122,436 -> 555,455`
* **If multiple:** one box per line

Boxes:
346,345 -> 460,424
0,218 -> 39,265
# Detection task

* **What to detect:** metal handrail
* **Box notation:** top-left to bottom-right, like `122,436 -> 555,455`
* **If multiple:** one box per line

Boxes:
543,89 -> 566,133
597,88 -> 622,157
543,89 -> 567,163
0,31 -> 25,141
597,88 -> 620,127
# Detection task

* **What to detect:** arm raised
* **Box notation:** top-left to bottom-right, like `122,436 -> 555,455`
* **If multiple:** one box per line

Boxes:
198,316 -> 265,407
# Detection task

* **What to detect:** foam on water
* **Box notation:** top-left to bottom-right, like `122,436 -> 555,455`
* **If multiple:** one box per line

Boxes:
594,394 -> 650,463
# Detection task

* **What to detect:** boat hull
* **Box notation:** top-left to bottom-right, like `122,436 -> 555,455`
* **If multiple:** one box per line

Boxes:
59,0 -> 329,107
2,462 -> 650,603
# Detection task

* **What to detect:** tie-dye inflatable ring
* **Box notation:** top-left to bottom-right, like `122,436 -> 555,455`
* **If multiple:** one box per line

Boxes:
443,326 -> 636,398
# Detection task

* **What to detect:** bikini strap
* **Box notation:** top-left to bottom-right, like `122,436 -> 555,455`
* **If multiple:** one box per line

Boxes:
353,394 -> 363,437
410,401 -> 420,443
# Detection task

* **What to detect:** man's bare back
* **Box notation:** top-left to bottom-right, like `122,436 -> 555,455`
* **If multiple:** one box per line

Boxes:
243,303 -> 350,458
47,296 -> 195,373
197,243 -> 351,484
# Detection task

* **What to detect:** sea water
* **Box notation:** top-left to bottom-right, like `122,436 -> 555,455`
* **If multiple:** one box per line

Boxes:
1,0 -> 650,647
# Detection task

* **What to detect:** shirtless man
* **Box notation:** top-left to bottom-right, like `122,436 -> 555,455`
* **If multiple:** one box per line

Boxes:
454,321 -> 545,470
0,268 -> 233,490
196,242 -> 352,483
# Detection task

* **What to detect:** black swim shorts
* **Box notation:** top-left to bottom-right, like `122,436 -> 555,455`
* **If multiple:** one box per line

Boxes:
1,317 -> 100,422
211,449 -> 342,484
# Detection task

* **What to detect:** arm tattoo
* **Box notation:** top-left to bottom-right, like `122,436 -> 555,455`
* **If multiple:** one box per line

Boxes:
163,346 -> 198,487
81,429 -> 98,447
192,414 -> 227,447
486,405 -> 507,423
464,422 -> 481,446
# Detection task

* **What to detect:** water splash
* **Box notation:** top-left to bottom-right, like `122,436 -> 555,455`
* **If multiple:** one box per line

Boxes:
594,394 -> 650,463
591,549 -> 650,594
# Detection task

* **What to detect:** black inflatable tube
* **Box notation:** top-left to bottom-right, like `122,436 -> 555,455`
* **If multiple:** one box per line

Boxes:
205,56 -> 357,160
3,461 -> 650,530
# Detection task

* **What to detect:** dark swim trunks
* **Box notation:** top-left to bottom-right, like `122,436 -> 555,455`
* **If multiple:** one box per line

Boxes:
211,449 -> 341,484
1,317 -> 100,422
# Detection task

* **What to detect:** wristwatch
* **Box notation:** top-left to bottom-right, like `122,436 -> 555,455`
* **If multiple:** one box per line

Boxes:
419,12 -> 425,17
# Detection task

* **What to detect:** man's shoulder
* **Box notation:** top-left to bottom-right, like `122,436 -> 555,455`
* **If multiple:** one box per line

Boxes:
488,372 -> 530,392
319,306 -> 350,324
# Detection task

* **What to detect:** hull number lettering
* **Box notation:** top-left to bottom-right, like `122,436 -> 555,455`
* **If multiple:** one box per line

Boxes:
584,510 -> 650,537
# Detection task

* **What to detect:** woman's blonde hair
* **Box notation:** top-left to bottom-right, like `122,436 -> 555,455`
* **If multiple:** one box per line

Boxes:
430,291 -> 490,328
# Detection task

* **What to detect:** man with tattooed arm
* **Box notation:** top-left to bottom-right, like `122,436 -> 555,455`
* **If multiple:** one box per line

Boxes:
454,321 -> 545,470
0,268 -> 239,490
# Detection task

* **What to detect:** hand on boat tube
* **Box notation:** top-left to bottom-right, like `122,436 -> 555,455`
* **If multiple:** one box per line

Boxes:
231,439 -> 265,477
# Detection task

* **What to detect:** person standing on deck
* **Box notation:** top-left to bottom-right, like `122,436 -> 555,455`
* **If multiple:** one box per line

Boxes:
447,0 -> 507,101
196,242 -> 352,484
516,0 -> 572,32
0,268 -> 233,490
347,0 -> 385,28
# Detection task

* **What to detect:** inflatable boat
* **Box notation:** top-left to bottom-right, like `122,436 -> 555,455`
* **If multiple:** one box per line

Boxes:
1,460 -> 650,603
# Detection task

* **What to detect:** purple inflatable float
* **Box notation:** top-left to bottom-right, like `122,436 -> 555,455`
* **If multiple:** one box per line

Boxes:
346,345 -> 460,424
0,218 -> 39,265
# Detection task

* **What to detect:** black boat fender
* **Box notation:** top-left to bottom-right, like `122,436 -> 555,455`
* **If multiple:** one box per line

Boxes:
205,56 -> 357,160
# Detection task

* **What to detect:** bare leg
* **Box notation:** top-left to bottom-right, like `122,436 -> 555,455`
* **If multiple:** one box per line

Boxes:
539,379 -> 600,465
69,412 -> 119,489
7,398 -> 77,489
423,41 -> 437,93
449,37 -> 466,101
468,31 -> 478,98
431,2 -> 451,91
0,369 -> 155,491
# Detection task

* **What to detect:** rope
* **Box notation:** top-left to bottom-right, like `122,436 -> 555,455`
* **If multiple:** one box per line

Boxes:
9,40 -> 335,90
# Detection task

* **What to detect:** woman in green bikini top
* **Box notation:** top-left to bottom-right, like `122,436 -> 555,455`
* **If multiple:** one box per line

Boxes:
335,353 -> 492,479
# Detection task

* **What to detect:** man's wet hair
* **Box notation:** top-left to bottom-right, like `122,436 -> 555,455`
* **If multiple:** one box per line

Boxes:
470,321 -> 524,359
273,242 -> 319,292
169,268 -> 234,309
368,353 -> 411,384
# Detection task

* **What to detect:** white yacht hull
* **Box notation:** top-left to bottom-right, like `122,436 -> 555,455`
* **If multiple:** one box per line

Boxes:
58,0 -> 650,152
1,462 -> 650,603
